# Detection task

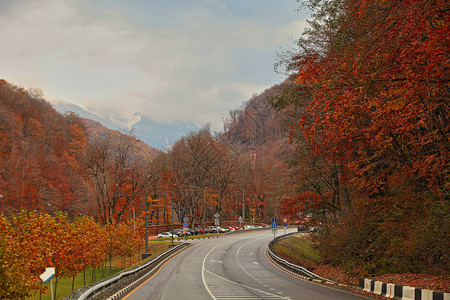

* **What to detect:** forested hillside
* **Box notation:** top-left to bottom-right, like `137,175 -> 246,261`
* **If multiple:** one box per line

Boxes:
83,118 -> 160,162
0,80 -> 160,219
271,0 -> 449,276
222,85 -> 285,148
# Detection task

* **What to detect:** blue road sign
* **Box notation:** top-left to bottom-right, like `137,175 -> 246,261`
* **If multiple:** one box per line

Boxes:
272,217 -> 277,228
183,222 -> 188,228
283,222 -> 287,227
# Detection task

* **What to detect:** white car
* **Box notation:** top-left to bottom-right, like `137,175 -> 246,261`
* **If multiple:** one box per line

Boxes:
157,232 -> 177,238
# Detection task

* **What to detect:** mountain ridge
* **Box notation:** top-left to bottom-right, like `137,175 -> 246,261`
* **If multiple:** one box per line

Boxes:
51,100 -> 198,150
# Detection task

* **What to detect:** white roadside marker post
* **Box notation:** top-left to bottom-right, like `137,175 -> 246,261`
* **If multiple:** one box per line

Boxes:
40,267 -> 55,300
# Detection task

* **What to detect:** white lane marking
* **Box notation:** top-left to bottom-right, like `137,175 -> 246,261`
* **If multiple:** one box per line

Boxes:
203,245 -> 219,300
203,234 -> 292,300
203,268 -> 290,299
211,260 -> 223,263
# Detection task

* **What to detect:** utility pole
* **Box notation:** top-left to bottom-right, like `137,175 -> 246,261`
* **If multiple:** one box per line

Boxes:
145,196 -> 148,253
143,175 -> 151,260
242,189 -> 245,223
170,191 -> 174,246
235,192 -> 237,227
203,186 -> 207,233
0,195 -> 4,214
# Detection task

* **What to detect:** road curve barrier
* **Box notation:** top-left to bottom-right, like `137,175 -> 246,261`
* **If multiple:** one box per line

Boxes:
267,232 -> 335,284
223,225 -> 297,236
63,242 -> 192,300
359,278 -> 449,300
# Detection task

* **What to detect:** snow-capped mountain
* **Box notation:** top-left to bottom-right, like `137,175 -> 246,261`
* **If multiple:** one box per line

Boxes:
51,99 -> 120,131
51,100 -> 198,150
128,113 -> 198,150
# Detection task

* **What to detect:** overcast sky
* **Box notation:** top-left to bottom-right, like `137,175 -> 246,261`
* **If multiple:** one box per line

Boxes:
1,0 -> 308,129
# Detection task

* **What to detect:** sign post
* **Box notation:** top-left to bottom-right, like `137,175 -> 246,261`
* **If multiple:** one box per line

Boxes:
271,217 -> 277,240
283,218 -> 287,235
40,267 -> 55,300
183,217 -> 189,242
238,216 -> 243,229
214,213 -> 220,235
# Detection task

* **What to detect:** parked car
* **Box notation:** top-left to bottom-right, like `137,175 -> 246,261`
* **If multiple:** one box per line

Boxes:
219,227 -> 228,233
204,226 -> 217,233
173,228 -> 191,237
205,226 -> 222,233
189,227 -> 200,235
157,232 -> 177,238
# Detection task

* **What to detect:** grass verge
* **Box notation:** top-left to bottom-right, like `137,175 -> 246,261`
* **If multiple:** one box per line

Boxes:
154,233 -> 223,241
271,235 -> 321,270
271,235 -> 449,293
27,241 -> 172,300
271,235 -> 360,285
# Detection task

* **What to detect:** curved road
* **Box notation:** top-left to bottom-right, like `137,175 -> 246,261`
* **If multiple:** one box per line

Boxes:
123,230 -> 373,300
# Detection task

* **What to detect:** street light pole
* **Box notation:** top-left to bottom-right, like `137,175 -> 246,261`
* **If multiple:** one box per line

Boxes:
242,189 -> 245,224
235,192 -> 237,228
0,195 -> 4,214
145,196 -> 148,253
171,193 -> 174,246
203,186 -> 207,233
143,175 -> 151,260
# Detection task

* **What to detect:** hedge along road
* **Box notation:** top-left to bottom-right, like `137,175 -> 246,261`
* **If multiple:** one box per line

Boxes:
122,229 -> 374,300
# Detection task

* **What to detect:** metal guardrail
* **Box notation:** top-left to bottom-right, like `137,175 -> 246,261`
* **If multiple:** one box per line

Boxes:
267,233 -> 334,283
65,242 -> 191,300
223,225 -> 297,236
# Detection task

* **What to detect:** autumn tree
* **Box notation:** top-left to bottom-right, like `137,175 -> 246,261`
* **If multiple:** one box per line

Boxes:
274,0 -> 449,274
0,81 -> 87,216
167,128 -> 225,226
84,132 -> 152,224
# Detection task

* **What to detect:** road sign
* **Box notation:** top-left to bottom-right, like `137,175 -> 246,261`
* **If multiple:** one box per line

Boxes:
40,267 -> 55,300
283,222 -> 287,227
238,216 -> 243,222
183,222 -> 188,228
215,213 -> 220,226
183,217 -> 189,222
272,217 -> 277,229
40,267 -> 55,283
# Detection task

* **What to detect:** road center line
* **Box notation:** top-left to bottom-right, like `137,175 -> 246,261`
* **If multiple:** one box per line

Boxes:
203,268 -> 290,299
202,245 -> 220,300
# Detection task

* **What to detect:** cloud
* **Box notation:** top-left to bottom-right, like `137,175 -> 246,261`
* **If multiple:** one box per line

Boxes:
0,0 -> 307,129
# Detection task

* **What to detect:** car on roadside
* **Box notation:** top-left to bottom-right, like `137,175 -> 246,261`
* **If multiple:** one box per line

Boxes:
173,228 -> 191,237
189,227 -> 200,235
218,227 -> 228,233
157,232 -> 178,238
204,226 -> 217,233
205,226 -> 222,233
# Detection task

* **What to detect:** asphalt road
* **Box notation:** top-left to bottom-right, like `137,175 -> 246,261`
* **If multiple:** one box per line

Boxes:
122,229 -> 373,300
